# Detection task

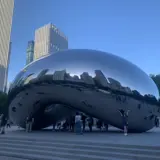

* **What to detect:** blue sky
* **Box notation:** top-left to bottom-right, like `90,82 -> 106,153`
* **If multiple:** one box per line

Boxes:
9,0 -> 160,82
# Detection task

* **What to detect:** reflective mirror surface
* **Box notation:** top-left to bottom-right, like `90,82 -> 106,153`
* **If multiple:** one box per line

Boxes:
8,49 -> 160,132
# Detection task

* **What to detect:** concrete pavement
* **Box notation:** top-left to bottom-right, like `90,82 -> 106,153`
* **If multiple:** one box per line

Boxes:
3,126 -> 160,146
0,126 -> 160,160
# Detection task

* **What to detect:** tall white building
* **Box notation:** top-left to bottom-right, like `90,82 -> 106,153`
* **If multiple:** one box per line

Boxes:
0,0 -> 14,91
34,23 -> 68,60
6,82 -> 12,93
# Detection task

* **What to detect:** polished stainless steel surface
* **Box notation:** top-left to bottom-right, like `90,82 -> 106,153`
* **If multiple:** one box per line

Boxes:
8,49 -> 160,132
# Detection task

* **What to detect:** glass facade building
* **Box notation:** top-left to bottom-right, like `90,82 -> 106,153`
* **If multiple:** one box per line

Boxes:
26,41 -> 34,65
34,23 -> 68,60
0,0 -> 14,91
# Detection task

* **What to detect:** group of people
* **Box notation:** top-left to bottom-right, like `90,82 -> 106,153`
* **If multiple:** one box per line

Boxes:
0,113 -> 35,134
72,112 -> 95,134
1,107 -> 160,136
73,109 -> 130,136
52,113 -> 94,133
53,112 -> 109,134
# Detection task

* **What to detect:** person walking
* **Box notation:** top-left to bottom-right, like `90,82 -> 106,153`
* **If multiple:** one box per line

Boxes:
75,112 -> 82,134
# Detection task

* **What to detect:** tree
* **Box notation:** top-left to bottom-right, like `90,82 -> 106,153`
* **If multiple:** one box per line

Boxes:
150,74 -> 160,95
0,92 -> 8,116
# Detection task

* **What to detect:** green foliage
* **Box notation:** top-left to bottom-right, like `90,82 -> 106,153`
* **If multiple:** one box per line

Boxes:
151,74 -> 160,95
0,92 -> 8,115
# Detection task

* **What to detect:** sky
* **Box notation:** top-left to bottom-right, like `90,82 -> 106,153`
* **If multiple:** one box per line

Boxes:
9,0 -> 160,82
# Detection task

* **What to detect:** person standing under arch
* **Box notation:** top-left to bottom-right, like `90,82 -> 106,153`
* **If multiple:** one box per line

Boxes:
118,109 -> 130,136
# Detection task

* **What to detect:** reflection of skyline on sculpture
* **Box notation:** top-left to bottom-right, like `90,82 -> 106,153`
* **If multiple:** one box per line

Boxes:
13,69 -> 128,90
12,49 -> 158,99
10,68 -> 158,105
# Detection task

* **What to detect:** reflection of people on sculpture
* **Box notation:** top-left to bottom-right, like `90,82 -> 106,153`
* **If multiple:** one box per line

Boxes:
56,122 -> 61,130
116,96 -> 121,102
52,122 -> 56,131
75,112 -> 82,134
62,119 -> 69,131
118,109 -> 130,136
144,114 -> 155,120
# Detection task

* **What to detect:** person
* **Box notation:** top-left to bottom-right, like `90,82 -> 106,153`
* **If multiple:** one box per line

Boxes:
88,116 -> 93,132
104,121 -> 109,131
65,118 -> 70,131
118,109 -> 130,136
82,114 -> 86,132
29,117 -> 34,132
6,119 -> 11,128
69,116 -> 73,131
0,114 -> 3,130
155,116 -> 159,127
26,116 -> 34,132
75,112 -> 82,134
71,116 -> 75,132
0,115 -> 7,134
26,116 -> 30,132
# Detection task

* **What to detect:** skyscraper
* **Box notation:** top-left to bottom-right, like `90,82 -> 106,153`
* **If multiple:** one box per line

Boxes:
4,42 -> 12,93
34,23 -> 68,60
80,72 -> 95,85
0,0 -> 14,91
26,41 -> 34,65
94,70 -> 109,87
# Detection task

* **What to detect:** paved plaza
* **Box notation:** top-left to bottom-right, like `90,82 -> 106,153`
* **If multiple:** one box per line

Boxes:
1,126 -> 160,160
3,125 -> 160,146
